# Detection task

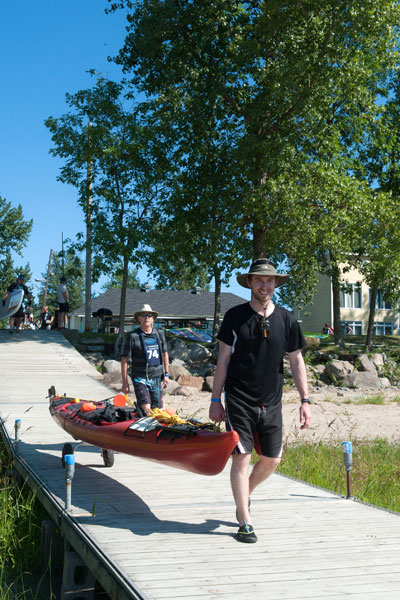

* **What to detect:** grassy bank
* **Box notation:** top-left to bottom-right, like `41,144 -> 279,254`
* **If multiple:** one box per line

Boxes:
277,437 -> 400,513
0,442 -> 52,599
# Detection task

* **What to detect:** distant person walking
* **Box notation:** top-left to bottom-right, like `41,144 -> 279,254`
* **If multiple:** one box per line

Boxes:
56,277 -> 69,329
344,322 -> 353,335
121,304 -> 169,414
2,274 -> 31,333
40,306 -> 54,330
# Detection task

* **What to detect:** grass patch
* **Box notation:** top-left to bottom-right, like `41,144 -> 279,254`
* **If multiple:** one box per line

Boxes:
267,438 -> 400,513
355,394 -> 385,405
0,442 -> 53,599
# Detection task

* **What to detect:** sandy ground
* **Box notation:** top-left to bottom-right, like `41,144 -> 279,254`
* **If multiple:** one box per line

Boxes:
161,386 -> 400,445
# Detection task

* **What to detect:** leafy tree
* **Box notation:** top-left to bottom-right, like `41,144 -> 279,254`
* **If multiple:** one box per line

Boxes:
45,78 -> 160,340
0,196 -> 32,313
353,74 -> 400,348
109,0 -> 400,326
37,249 -> 85,316
101,265 -> 142,291
0,196 -> 32,260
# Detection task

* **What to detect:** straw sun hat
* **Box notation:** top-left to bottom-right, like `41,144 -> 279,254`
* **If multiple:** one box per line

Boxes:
133,304 -> 159,321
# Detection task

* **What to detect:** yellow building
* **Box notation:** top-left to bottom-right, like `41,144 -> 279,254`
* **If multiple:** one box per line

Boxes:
295,266 -> 400,336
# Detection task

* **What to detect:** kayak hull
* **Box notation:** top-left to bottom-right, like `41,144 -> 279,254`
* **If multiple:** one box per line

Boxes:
49,395 -> 239,476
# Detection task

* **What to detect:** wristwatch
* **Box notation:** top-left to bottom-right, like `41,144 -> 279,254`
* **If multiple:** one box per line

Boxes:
300,398 -> 312,404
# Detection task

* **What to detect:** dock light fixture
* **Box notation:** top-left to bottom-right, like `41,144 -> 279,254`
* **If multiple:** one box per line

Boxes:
341,441 -> 353,499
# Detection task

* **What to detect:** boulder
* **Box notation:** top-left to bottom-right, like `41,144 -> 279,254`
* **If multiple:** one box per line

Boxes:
103,371 -> 123,386
187,343 -> 213,363
357,354 -> 377,374
304,336 -> 320,349
164,379 -> 180,394
167,338 -> 191,362
176,375 -> 204,390
103,359 -> 121,374
169,362 -> 191,381
313,365 -> 326,376
170,386 -> 196,397
372,353 -> 385,369
203,375 -> 214,392
379,377 -> 391,388
324,360 -> 354,383
342,371 -> 383,389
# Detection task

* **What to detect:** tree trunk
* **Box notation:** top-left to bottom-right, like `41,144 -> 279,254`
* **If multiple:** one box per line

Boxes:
115,254 -> 129,357
212,267 -> 222,341
331,261 -> 344,348
84,142 -> 93,332
366,286 -> 377,350
252,225 -> 268,260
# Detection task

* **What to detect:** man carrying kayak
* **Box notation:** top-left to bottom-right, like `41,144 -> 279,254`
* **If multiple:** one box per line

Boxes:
210,258 -> 312,543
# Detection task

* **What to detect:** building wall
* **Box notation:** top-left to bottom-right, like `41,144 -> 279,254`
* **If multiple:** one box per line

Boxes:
296,265 -> 399,335
296,273 -> 332,334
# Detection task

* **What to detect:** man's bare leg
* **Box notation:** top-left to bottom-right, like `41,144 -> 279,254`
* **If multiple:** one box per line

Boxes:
249,455 -> 281,496
230,453 -> 252,525
231,453 -> 281,526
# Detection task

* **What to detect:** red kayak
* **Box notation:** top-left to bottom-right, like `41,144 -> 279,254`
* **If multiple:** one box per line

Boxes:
48,387 -> 239,476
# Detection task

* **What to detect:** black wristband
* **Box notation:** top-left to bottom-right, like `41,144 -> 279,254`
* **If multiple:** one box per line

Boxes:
301,398 -> 312,404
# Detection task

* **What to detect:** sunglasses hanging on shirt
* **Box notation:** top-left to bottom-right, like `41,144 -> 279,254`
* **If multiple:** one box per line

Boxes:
259,314 -> 270,339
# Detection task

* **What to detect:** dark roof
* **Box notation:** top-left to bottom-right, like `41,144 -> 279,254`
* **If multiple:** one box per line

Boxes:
71,288 -> 248,319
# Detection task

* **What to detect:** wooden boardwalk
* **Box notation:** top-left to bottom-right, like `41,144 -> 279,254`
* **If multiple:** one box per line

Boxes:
1,329 -> 400,599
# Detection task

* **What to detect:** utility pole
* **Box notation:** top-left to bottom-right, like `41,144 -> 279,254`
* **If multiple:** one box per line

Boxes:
42,249 -> 54,309
61,232 -> 65,276
85,122 -> 93,332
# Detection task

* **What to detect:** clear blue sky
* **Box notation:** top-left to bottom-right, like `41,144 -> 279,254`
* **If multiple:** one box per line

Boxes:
0,1 -> 249,303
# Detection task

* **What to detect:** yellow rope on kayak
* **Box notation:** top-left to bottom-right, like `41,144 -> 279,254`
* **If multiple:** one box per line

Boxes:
148,408 -> 195,426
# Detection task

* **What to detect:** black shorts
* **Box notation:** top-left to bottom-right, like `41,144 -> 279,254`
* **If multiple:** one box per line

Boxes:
58,302 -> 69,313
225,395 -> 283,458
13,307 -> 24,319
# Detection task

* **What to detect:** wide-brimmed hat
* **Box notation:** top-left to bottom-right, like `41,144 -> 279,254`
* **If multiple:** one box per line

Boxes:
133,304 -> 158,321
236,258 -> 289,289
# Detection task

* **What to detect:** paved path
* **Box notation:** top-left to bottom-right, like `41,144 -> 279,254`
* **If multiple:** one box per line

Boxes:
1,329 -> 400,599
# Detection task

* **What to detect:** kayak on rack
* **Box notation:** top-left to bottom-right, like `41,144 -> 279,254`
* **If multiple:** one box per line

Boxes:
48,387 -> 239,476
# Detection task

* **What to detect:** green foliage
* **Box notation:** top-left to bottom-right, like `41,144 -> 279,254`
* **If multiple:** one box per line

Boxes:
275,439 -> 400,513
0,445 -> 47,573
109,0 -> 400,314
101,265 -> 142,291
0,197 -> 32,260
355,394 -> 385,405
45,77 -> 161,332
35,248 -> 85,315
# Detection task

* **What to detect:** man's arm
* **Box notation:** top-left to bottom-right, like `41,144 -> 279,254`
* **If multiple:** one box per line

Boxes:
209,341 -> 232,422
121,356 -> 130,394
162,351 -> 169,388
287,349 -> 312,430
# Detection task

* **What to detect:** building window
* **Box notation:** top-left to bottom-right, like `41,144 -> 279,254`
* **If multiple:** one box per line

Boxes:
374,322 -> 393,335
341,321 -> 362,335
369,288 -> 392,310
340,283 -> 362,308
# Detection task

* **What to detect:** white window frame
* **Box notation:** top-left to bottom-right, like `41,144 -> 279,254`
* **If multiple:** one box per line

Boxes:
369,288 -> 392,310
340,283 -> 362,309
373,321 -> 393,336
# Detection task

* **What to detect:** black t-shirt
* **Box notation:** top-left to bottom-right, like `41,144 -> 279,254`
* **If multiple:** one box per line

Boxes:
8,282 -> 30,298
217,303 -> 305,406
